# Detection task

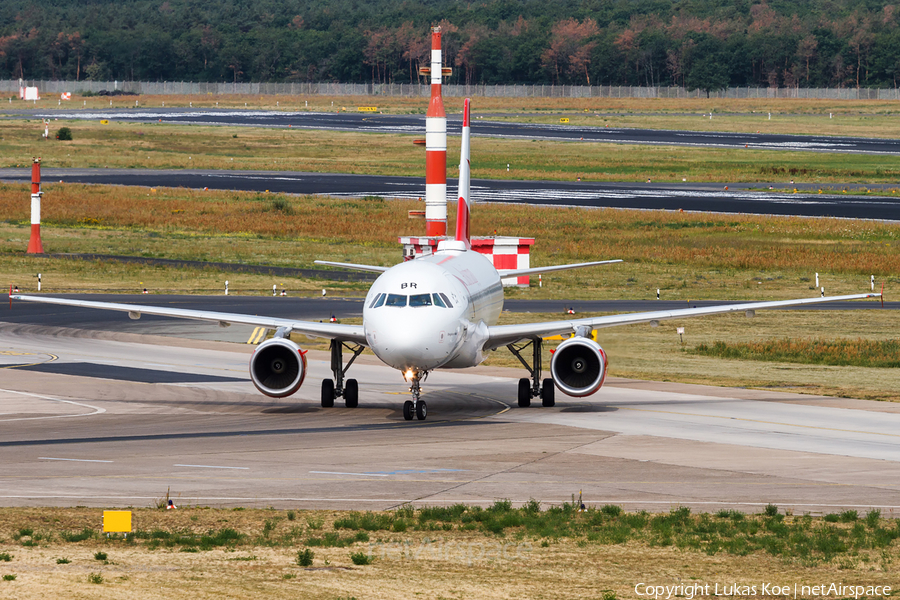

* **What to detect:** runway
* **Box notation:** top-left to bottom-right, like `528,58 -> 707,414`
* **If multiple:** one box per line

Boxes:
3,315 -> 900,513
2,167 -> 898,220
11,108 -> 900,155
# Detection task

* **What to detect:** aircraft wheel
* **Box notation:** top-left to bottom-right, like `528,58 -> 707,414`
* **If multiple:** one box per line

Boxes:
321,379 -> 335,408
517,378 -> 532,407
416,400 -> 427,421
403,400 -> 414,421
541,379 -> 555,407
344,379 -> 358,408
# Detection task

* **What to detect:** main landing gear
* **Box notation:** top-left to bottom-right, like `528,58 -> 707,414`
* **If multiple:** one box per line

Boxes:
507,338 -> 555,408
402,371 -> 428,421
321,340 -> 365,408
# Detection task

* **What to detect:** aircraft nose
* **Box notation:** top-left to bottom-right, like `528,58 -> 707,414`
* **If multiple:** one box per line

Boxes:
368,312 -> 455,370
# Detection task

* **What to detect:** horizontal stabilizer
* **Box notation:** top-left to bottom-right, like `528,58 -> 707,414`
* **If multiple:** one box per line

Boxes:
498,259 -> 623,279
314,260 -> 390,273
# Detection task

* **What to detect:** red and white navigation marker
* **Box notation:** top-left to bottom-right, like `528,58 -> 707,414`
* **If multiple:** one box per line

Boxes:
26,158 -> 44,254
424,26 -> 448,237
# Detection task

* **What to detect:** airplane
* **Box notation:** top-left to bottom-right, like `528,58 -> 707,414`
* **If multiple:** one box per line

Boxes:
11,99 -> 883,421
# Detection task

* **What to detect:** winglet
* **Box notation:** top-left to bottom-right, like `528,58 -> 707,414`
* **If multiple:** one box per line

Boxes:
454,98 -> 471,249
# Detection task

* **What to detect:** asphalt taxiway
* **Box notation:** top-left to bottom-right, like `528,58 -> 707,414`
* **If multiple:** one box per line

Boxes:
3,317 -> 900,514
11,108 -> 900,155
2,167 -> 898,220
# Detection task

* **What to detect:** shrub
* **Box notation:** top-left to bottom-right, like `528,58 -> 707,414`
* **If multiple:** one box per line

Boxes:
56,558 -> 70,564
2,574 -> 16,581
287,511 -> 296,521
866,509 -> 881,528
840,510 -> 859,522
56,127 -> 73,141
0,553 -> 11,562
93,551 -> 107,561
61,528 -> 94,542
764,504 -> 779,517
392,519 -> 408,533
269,197 -> 293,215
350,551 -> 373,565
262,518 -> 279,538
87,572 -> 103,584
601,504 -> 623,517
296,548 -> 314,567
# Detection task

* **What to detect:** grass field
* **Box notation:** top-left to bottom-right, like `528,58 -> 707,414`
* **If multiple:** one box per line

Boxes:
5,116 -> 900,184
15,93 -> 900,118
0,505 -> 895,599
1,183 -> 897,298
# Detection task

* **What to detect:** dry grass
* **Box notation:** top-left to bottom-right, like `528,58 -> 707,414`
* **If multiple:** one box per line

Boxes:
25,93 -> 900,116
1,182 -> 897,298
0,506 -> 895,599
693,337 -> 900,368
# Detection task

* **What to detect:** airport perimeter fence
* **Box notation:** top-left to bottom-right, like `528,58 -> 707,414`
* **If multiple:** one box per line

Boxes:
4,80 -> 900,100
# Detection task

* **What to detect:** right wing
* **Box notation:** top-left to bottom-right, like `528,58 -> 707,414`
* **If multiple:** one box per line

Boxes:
11,294 -> 367,345
498,259 -> 623,279
485,292 -> 882,350
314,260 -> 390,273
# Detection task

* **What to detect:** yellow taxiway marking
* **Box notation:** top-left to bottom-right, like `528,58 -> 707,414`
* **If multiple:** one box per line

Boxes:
0,352 -> 58,369
247,327 -> 268,345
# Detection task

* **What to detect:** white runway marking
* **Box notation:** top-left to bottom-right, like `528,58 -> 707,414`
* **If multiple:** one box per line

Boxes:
38,456 -> 113,462
173,464 -> 249,470
0,494 -> 898,511
310,471 -> 389,477
0,388 -> 106,422
38,457 -> 113,463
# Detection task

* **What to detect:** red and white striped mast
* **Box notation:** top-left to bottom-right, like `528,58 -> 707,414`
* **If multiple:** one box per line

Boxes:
424,26 -> 447,237
26,157 -> 44,254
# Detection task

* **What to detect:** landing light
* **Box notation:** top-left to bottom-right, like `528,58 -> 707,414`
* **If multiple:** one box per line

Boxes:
404,369 -> 415,380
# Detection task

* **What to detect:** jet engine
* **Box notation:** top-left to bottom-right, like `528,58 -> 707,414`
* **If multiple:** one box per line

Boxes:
550,336 -> 608,397
249,338 -> 308,398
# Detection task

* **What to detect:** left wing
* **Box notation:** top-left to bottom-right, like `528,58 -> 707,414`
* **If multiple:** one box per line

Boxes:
485,292 -> 881,350
11,294 -> 366,344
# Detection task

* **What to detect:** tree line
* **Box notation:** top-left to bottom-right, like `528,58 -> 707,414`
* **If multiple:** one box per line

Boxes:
2,0 -> 900,94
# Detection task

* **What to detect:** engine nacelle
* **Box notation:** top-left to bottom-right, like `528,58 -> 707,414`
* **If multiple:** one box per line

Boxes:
249,338 -> 308,398
550,336 -> 608,397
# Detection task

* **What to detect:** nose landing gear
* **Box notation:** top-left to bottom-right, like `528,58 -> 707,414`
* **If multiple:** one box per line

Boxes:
402,372 -> 428,421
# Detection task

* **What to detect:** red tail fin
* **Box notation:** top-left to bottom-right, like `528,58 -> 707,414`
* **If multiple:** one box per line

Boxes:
454,98 -> 471,248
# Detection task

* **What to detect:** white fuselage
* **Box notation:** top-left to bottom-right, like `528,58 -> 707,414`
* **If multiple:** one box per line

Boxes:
362,245 -> 504,372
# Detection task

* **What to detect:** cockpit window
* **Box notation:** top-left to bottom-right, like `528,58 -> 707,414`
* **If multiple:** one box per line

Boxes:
369,293 -> 386,308
384,294 -> 407,307
409,293 -> 433,307
439,293 -> 453,308
432,293 -> 447,308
